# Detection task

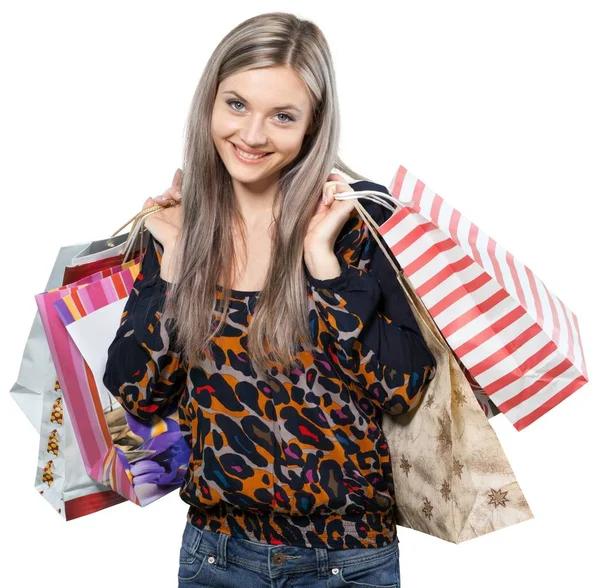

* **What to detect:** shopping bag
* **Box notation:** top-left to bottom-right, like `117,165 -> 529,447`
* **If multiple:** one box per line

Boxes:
63,217 -> 148,283
10,242 -> 86,431
34,372 -> 127,519
34,204 -> 189,507
11,226 -> 145,431
455,355 -> 500,419
69,232 -> 131,266
56,264 -> 190,505
10,242 -> 140,519
352,196 -> 535,543
341,166 -> 588,431
32,253 -> 148,518
62,252 -> 142,289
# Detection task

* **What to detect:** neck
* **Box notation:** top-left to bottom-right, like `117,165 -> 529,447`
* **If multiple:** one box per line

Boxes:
232,175 -> 282,228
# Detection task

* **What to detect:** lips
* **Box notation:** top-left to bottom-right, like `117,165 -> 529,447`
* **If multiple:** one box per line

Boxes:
229,141 -> 274,163
231,143 -> 271,156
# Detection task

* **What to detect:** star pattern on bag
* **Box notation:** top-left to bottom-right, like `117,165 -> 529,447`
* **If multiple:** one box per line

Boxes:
399,454 -> 412,476
453,388 -> 468,407
453,457 -> 464,479
421,497 -> 434,520
487,488 -> 510,508
440,479 -> 452,501
437,415 -> 452,452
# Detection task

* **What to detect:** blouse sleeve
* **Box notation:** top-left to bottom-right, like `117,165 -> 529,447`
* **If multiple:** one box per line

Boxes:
304,180 -> 437,416
102,235 -> 187,421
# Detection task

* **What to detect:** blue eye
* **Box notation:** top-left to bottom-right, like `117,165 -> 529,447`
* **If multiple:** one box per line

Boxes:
225,99 -> 296,124
227,99 -> 245,112
275,112 -> 295,123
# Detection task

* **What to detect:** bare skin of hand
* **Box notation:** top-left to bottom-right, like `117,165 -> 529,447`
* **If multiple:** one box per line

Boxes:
304,172 -> 355,251
142,167 -> 183,251
303,172 -> 356,281
142,168 -> 183,282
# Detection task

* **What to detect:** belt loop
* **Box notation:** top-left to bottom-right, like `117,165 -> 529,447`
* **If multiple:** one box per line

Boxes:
315,548 -> 330,579
190,526 -> 203,557
215,531 -> 229,570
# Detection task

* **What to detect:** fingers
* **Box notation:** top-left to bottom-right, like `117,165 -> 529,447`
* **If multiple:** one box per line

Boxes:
163,183 -> 182,202
159,190 -> 180,203
142,197 -> 155,210
154,184 -> 181,206
322,180 -> 350,206
172,168 -> 183,191
143,193 -> 176,213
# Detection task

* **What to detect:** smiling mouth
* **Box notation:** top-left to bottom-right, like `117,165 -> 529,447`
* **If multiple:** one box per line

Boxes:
230,142 -> 274,161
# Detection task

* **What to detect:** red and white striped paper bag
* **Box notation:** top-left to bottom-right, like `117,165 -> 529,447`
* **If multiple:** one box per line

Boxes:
378,165 -> 588,431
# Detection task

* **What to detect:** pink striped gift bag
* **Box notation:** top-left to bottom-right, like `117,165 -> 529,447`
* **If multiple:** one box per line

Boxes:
12,242 -> 130,520
34,262 -> 190,507
340,165 -> 588,431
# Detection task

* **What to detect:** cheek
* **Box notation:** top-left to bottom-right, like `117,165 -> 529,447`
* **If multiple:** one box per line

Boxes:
278,131 -> 308,155
211,107 -> 236,138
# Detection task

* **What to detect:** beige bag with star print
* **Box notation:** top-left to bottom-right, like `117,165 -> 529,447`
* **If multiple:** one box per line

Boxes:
352,198 -> 535,544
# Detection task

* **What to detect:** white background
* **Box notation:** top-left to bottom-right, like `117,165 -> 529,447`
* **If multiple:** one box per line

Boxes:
2,1 -> 598,586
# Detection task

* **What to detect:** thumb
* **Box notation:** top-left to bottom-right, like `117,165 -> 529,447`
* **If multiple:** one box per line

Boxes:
173,168 -> 183,190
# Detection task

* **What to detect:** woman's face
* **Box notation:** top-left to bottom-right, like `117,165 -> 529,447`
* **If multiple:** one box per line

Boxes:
211,65 -> 314,190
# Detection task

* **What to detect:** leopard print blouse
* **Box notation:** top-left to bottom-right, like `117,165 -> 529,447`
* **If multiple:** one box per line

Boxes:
103,180 -> 436,550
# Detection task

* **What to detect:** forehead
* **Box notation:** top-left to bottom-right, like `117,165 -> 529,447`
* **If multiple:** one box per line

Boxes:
217,66 -> 312,111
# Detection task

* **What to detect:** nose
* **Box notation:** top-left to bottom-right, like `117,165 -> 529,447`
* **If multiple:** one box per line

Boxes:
239,116 -> 269,148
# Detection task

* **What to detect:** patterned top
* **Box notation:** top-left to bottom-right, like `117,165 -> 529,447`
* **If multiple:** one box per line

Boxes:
102,180 -> 436,550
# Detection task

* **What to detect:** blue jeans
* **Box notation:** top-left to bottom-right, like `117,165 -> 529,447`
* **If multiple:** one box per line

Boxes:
178,520 -> 401,587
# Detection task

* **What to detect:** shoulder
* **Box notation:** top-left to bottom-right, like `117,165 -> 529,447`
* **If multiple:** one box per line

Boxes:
334,179 -> 394,268
348,179 -> 395,226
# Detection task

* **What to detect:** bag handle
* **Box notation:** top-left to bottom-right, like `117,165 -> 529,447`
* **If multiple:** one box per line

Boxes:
109,203 -> 169,264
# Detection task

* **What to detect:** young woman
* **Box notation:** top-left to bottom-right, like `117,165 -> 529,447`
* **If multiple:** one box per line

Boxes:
103,11 -> 436,588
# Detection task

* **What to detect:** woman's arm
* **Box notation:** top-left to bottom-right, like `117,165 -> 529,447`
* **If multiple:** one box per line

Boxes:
304,180 -> 436,415
102,236 -> 187,421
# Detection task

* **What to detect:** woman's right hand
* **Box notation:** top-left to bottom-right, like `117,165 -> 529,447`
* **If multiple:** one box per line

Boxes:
142,168 -> 183,251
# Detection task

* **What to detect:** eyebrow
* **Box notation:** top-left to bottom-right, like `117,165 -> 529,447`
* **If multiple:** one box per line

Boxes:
222,90 -> 303,115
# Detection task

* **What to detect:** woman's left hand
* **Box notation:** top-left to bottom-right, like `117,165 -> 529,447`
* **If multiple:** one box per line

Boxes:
304,173 -> 356,251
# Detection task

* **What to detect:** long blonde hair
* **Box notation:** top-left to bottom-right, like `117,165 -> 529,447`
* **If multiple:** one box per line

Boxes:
163,11 -> 374,376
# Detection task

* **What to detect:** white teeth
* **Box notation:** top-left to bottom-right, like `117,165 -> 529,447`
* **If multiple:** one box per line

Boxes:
234,145 -> 269,160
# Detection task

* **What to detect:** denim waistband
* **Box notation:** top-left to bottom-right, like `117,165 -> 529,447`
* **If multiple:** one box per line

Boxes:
181,520 -> 399,580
